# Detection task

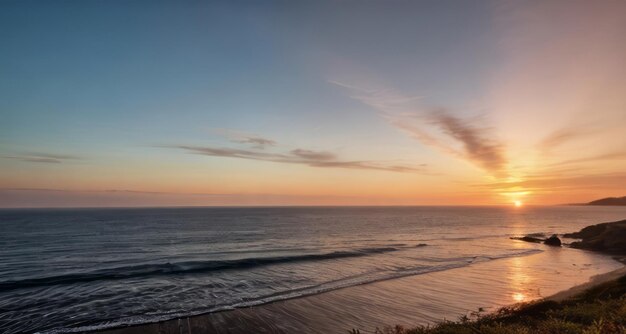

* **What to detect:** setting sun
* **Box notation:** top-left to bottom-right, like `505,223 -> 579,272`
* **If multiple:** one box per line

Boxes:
514,200 -> 523,207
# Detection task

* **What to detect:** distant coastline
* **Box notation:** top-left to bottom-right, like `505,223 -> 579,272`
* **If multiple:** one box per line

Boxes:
567,195 -> 626,206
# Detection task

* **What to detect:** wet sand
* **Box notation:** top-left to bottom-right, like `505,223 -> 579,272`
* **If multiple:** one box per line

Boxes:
95,245 -> 623,334
547,265 -> 626,302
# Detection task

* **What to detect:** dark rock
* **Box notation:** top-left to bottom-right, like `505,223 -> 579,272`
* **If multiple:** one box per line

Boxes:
511,236 -> 544,243
565,220 -> 626,254
563,223 -> 608,239
543,234 -> 562,247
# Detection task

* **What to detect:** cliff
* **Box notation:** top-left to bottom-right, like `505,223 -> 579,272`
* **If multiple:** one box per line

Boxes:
563,219 -> 626,255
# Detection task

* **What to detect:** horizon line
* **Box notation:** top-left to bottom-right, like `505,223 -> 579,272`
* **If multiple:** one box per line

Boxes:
0,203 -> 564,210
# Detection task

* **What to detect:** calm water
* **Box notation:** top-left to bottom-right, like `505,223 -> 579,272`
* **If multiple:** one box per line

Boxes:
1,206 -> 625,333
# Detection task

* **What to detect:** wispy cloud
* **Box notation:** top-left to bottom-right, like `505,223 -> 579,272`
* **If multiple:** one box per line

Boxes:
2,152 -> 81,164
290,149 -> 335,161
236,136 -> 276,148
1,187 -> 424,208
175,145 -> 425,173
474,172 -> 626,192
0,187 -> 269,197
331,81 -> 507,177
539,126 -> 596,152
547,151 -> 626,167
213,129 -> 276,149
176,145 -> 283,161
426,109 -> 506,175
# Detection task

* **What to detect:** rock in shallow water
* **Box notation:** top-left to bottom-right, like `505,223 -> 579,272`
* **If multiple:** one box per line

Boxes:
510,236 -> 544,243
544,234 -> 562,247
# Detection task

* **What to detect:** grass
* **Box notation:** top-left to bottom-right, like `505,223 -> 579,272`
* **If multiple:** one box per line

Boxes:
350,274 -> 626,334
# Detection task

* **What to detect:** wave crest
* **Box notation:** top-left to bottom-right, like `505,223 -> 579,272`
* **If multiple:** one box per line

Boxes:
0,246 -> 417,291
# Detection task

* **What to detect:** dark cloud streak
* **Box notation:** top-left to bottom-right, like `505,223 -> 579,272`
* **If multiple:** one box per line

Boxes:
233,136 -> 276,149
290,149 -> 335,161
3,152 -> 81,164
330,81 -> 507,177
426,109 -> 507,176
175,145 -> 425,173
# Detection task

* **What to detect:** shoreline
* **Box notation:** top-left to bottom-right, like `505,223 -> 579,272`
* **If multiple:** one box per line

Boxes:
40,218 -> 623,334
547,265 -> 626,302
96,264 -> 626,334
90,246 -> 622,334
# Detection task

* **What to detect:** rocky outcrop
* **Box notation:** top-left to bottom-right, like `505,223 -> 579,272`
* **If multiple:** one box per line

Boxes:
510,235 -> 543,243
510,233 -> 562,246
564,219 -> 626,254
543,234 -> 562,247
511,233 -> 561,246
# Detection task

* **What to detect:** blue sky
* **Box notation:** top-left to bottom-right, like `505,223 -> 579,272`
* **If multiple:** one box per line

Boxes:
1,0 -> 495,147
2,0 -> 625,207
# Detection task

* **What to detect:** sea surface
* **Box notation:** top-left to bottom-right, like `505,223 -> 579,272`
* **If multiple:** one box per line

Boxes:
1,206 -> 625,333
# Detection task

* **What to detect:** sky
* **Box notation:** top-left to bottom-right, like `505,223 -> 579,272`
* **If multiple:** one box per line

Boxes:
1,0 -> 625,207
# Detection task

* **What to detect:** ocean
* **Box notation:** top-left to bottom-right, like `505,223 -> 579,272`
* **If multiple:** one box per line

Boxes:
1,206 -> 625,333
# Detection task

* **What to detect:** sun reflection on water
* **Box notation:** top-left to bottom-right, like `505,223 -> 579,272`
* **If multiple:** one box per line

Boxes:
509,255 -> 533,303
512,292 -> 526,302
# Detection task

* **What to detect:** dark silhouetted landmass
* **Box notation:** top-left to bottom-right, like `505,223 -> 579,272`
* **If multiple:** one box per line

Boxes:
510,235 -> 543,243
563,219 -> 626,255
543,234 -> 562,246
586,196 -> 626,206
510,233 -> 562,247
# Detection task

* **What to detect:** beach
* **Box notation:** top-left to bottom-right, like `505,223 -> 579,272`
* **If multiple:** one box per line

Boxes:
547,265 -> 626,302
98,245 -> 623,334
